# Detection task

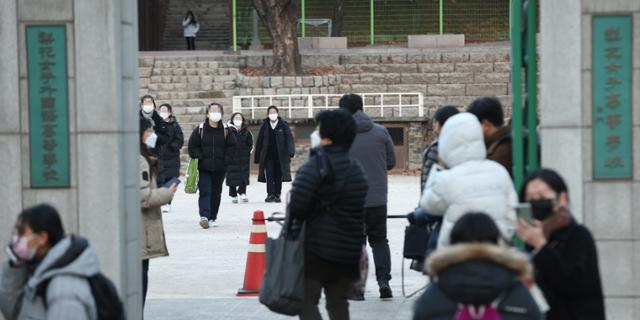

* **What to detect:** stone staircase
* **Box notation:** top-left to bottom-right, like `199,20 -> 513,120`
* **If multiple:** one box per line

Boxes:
161,0 -> 230,50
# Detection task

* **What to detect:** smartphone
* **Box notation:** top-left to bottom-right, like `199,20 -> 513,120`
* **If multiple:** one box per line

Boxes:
161,177 -> 181,188
515,203 -> 533,224
5,246 -> 19,264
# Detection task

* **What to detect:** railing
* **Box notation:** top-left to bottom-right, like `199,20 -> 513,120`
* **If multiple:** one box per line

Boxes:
232,92 -> 424,119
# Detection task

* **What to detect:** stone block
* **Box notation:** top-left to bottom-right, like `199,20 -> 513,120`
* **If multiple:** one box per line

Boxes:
366,55 -> 381,64
341,55 -> 368,64
313,76 -> 323,87
302,55 -> 340,68
447,96 -> 476,107
276,88 -> 290,95
474,73 -> 511,84
604,298 -> 635,320
407,54 -> 424,63
382,54 -> 408,64
408,35 -> 462,48
419,63 -> 455,73
582,0 -> 640,12
350,84 -> 387,93
379,64 -> 418,73
427,84 -> 465,96
439,73 -> 474,84
139,78 -> 149,88
298,37 -> 347,49
585,182 -> 633,240
358,74 -> 385,85
423,96 -> 446,107
302,76 -> 315,87
270,76 -> 283,88
442,52 -> 470,63
139,57 -> 155,68
469,51 -> 510,63
283,76 -> 296,87
597,241 -> 634,296
401,73 -> 439,84
340,74 -> 360,84
384,74 -> 402,85
455,63 -> 494,73
493,62 -> 511,73
387,84 -> 427,94
465,84 -> 507,96
19,0 -> 72,20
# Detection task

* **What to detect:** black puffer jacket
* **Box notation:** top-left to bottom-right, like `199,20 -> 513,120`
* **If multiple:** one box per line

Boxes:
289,145 -> 368,264
158,118 -> 184,183
139,110 -> 171,150
414,243 -> 541,320
254,117 -> 295,182
420,140 -> 439,193
187,121 -> 236,172
225,125 -> 253,186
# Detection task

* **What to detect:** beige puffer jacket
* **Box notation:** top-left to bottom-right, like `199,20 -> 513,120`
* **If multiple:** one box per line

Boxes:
140,156 -> 174,260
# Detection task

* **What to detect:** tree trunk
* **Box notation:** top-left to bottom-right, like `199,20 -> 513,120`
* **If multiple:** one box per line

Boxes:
253,0 -> 302,76
332,0 -> 344,37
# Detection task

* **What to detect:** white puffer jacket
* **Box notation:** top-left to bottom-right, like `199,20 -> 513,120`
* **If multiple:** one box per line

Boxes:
419,112 -> 517,248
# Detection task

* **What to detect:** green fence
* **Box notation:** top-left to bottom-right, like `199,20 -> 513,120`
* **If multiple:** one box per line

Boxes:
235,0 -> 510,48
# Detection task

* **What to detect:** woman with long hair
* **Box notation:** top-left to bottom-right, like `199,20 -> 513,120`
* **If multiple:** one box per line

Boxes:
182,10 -> 200,50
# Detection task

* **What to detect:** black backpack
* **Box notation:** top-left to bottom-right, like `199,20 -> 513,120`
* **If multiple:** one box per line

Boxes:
37,237 -> 125,320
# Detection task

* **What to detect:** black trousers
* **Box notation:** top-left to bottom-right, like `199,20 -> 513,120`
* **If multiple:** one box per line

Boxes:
365,205 -> 392,283
198,170 -> 226,221
142,259 -> 149,306
265,157 -> 282,196
186,37 -> 195,50
300,254 -> 357,320
229,184 -> 247,197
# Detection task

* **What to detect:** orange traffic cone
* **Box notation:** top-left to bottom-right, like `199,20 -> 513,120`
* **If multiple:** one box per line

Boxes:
237,210 -> 268,296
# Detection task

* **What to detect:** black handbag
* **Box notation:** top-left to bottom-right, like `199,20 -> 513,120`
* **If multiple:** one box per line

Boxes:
403,224 -> 431,260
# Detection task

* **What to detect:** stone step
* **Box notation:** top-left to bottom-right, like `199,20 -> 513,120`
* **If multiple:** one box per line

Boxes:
146,73 -> 237,84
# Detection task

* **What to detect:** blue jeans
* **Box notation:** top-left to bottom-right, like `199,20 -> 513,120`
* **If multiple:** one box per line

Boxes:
198,170 -> 226,221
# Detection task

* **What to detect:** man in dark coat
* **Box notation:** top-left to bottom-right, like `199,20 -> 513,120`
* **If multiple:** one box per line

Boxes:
288,109 -> 368,320
339,94 -> 396,299
467,96 -> 513,178
254,106 -> 295,203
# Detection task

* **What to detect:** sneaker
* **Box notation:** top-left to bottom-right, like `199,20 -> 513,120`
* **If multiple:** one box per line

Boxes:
274,195 -> 281,203
199,217 -> 209,229
240,194 -> 248,202
265,194 -> 275,203
210,220 -> 219,227
346,293 -> 365,301
161,204 -> 170,213
379,283 -> 393,299
231,197 -> 238,204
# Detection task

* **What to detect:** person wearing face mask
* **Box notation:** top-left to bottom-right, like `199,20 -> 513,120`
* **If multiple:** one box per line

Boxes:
188,103 -> 236,229
0,204 -> 103,320
225,113 -> 253,203
140,118 -> 177,306
516,169 -> 605,320
254,105 -> 295,203
139,94 -> 171,153
157,103 -> 184,213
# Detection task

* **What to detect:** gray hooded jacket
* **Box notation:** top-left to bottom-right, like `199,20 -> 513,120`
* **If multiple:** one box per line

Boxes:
0,236 -> 99,320
349,111 -> 396,208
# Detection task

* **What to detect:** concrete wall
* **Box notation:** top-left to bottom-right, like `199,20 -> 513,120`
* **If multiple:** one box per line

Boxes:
540,1 -> 640,319
0,0 -> 142,318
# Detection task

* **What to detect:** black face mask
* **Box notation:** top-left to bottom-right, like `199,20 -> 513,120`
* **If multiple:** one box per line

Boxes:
529,199 -> 555,221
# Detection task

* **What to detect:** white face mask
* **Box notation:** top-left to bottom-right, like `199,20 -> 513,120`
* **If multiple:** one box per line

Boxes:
145,133 -> 158,149
159,112 -> 170,120
233,119 -> 243,127
142,104 -> 154,114
269,114 -> 278,121
209,112 -> 222,122
310,130 -> 321,148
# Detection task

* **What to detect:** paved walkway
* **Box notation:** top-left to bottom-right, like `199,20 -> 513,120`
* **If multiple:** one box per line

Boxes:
144,175 -> 428,319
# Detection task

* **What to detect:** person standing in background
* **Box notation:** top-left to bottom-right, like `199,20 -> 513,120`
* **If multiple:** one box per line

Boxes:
225,112 -> 253,203
157,103 -> 184,213
182,10 -> 200,51
339,93 -> 396,299
467,96 -> 513,177
254,106 -> 295,203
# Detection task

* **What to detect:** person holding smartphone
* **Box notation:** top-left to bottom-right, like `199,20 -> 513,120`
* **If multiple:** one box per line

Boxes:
140,118 -> 177,306
516,168 -> 605,320
1,204 -> 103,320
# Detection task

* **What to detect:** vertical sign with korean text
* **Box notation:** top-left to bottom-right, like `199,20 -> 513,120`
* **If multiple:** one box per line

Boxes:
592,16 -> 632,179
26,26 -> 70,187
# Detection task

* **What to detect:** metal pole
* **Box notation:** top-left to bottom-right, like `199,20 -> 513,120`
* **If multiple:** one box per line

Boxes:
439,0 -> 444,35
511,0 -> 524,189
250,9 -> 262,49
301,0 -> 306,37
232,0 -> 237,51
370,0 -> 375,45
526,0 -> 539,171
